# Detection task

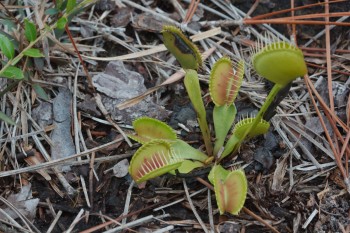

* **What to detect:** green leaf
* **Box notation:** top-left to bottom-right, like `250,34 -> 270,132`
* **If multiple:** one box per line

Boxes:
23,48 -> 44,58
0,111 -> 16,125
32,83 -> 49,101
209,165 -> 247,215
221,117 -> 270,159
162,25 -> 202,70
184,70 -> 206,118
213,104 -> 237,156
45,8 -> 59,15
129,140 -> 184,183
66,0 -> 76,13
171,139 -> 208,162
0,19 -> 16,30
128,117 -> 177,144
1,66 -> 24,79
184,69 -> 213,156
55,0 -> 63,10
176,160 -> 204,174
24,19 -> 37,42
0,34 -> 15,59
209,57 -> 244,106
56,17 -> 68,29
252,41 -> 307,87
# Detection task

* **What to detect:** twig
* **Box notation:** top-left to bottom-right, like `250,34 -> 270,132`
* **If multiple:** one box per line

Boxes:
207,189 -> 215,233
152,226 -> 175,233
66,209 -> 85,233
304,75 -> 349,193
89,152 -> 96,209
184,0 -> 200,23
280,121 -> 321,168
244,18 -> 350,26
46,210 -> 62,233
81,175 -> 91,207
303,16 -> 349,47
103,214 -> 170,233
302,209 -> 318,229
80,193 -> 183,233
94,94 -> 132,147
251,0 -> 345,20
153,188 -> 207,212
0,196 -> 40,233
32,135 -> 76,196
183,179 -> 209,233
121,181 -> 134,225
0,138 -> 124,177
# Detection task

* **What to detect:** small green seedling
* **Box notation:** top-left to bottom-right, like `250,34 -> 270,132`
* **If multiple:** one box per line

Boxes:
128,26 -> 307,216
0,0 -> 95,124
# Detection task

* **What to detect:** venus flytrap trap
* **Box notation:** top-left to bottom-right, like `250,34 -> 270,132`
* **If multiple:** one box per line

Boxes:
208,165 -> 247,215
210,57 -> 244,156
162,25 -> 202,70
128,26 -> 307,216
128,117 -> 209,183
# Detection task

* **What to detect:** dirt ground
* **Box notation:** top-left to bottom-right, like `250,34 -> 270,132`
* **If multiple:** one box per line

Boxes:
0,0 -> 349,232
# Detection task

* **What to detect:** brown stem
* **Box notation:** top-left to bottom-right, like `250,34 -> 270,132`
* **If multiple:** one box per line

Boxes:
251,0 -> 345,20
64,25 -> 95,92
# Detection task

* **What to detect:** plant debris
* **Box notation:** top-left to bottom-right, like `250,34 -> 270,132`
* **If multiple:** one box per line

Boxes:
0,0 -> 349,232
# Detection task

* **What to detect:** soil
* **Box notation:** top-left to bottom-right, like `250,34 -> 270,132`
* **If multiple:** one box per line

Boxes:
0,0 -> 349,233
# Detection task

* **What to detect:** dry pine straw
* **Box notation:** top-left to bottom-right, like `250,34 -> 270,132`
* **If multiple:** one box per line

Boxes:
0,0 -> 349,232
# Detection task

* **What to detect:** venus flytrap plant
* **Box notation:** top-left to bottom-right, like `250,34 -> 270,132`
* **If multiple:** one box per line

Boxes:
220,38 -> 308,159
128,26 -> 307,216
128,26 -> 247,216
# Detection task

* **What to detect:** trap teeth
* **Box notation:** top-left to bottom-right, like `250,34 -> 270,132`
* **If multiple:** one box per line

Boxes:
251,37 -> 307,86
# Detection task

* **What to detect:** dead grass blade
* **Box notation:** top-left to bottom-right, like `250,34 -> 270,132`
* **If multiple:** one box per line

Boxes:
304,75 -> 350,193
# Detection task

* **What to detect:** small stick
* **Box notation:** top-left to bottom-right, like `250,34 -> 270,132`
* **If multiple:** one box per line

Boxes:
244,19 -> 350,27
251,0 -> 346,20
94,94 -> 133,147
121,181 -> 134,225
153,188 -> 207,212
80,194 -> 183,233
183,179 -> 209,233
0,138 -> 124,177
46,210 -> 62,233
302,209 -> 318,229
81,175 -> 91,207
207,189 -> 215,233
304,76 -> 349,192
89,152 -> 96,209
66,209 -> 85,233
